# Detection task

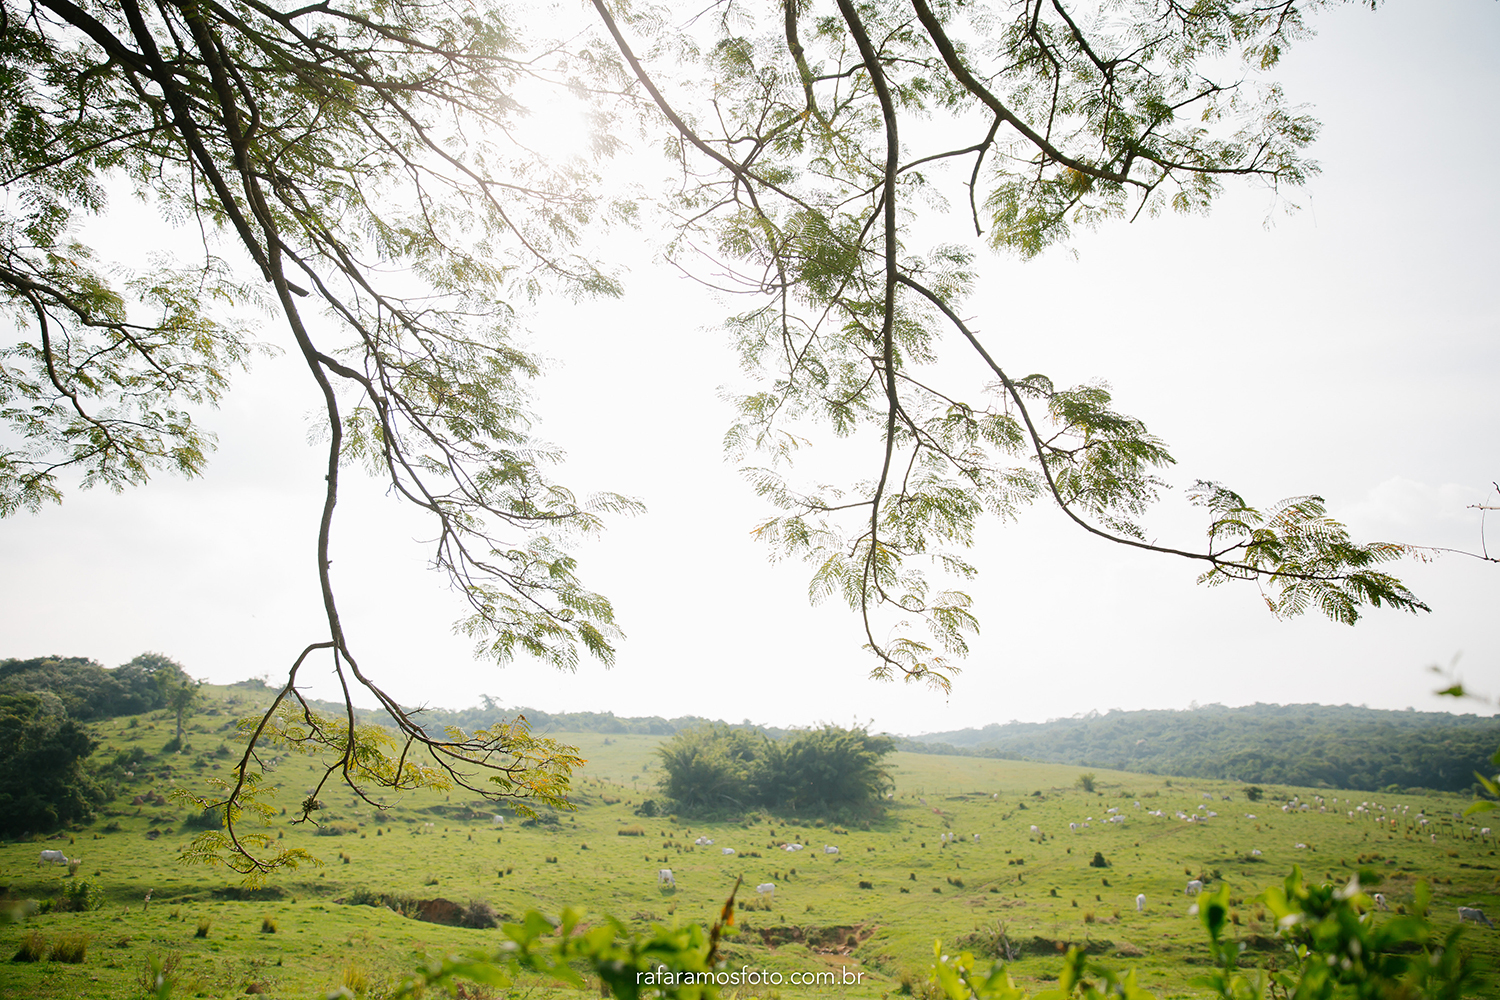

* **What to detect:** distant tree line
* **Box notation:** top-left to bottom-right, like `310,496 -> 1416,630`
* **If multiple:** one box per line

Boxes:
898,702 -> 1500,793
654,724 -> 894,815
370,695 -> 796,740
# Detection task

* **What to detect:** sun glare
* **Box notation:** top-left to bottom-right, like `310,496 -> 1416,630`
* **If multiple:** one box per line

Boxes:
511,82 -> 597,166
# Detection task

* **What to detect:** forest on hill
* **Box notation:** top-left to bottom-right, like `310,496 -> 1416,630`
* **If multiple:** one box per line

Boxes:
7,655 -> 1499,798
898,702 -> 1500,794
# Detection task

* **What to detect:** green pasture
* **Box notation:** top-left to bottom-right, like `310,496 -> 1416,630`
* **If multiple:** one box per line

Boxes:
3,691 -> 1499,998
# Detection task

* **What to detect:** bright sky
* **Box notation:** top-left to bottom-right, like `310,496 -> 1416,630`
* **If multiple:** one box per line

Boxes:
2,0 -> 1496,736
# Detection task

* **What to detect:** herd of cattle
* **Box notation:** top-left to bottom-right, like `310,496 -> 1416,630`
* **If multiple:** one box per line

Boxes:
630,790 -> 1499,933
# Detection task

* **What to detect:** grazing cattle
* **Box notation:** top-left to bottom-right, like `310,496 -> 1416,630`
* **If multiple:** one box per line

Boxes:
1030,825 -> 1039,834
1295,843 -> 1308,849
492,815 -> 504,825
1069,823 -> 1078,832
1136,893 -> 1146,912
1431,834 -> 1438,844
1185,880 -> 1204,896
756,882 -> 775,898
658,868 -> 674,886
694,836 -> 714,846
824,845 -> 839,855
973,834 -> 980,842
1483,828 -> 1493,837
722,847 -> 735,855
1457,907 -> 1494,928
1251,849 -> 1263,856
38,850 -> 66,866
1373,893 -> 1389,911
783,843 -> 804,851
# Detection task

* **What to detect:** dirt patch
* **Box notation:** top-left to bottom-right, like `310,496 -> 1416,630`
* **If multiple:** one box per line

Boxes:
1020,935 -> 1113,957
742,923 -> 876,954
212,885 -> 288,901
415,898 -> 465,925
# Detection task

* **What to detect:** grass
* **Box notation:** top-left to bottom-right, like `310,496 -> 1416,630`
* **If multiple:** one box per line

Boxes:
0,689 -> 1498,998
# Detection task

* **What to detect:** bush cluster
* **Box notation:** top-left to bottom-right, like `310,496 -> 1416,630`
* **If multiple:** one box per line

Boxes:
655,724 -> 893,814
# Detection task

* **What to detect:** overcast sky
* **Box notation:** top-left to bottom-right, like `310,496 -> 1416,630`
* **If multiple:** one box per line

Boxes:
2,0 -> 1496,736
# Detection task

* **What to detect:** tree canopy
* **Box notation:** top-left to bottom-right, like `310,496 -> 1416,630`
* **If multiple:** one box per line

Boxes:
1,0 -> 1469,875
0,690 -> 105,834
655,723 -> 894,814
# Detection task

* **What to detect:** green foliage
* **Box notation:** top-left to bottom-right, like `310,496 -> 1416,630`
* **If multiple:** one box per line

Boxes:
589,0 -> 1430,690
177,702 -> 582,883
0,691 -> 104,834
655,724 -> 893,814
1077,773 -> 1096,793
904,702 -> 1500,793
929,867 -> 1470,1000
0,653 -> 185,720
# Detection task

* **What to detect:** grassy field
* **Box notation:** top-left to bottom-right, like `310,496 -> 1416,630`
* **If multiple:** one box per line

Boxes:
3,688 -> 1499,998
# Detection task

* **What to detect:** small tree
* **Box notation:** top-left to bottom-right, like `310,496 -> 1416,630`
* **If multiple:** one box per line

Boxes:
158,674 -> 201,751
1077,773 -> 1097,794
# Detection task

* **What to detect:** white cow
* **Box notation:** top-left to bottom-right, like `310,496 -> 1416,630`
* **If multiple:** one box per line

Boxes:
1483,828 -> 1493,837
756,882 -> 775,898
722,847 -> 736,855
1030,825 -> 1039,834
1457,906 -> 1494,928
1251,849 -> 1263,856
492,815 -> 504,825
694,836 -> 714,846
38,850 -> 66,866
1136,893 -> 1146,912
658,868 -> 675,886
824,845 -> 839,855
1069,822 -> 1079,832
1373,893 -> 1389,911
783,843 -> 804,851
1185,880 -> 1204,896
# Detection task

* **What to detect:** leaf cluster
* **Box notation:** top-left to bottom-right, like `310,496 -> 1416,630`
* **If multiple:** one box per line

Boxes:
595,0 -> 1424,690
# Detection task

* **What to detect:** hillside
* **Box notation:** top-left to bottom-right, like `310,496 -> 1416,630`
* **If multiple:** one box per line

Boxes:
899,702 -> 1500,793
4,692 -> 1500,999
7,655 -> 1499,797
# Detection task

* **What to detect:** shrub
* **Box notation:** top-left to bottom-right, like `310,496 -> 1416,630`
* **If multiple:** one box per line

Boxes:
462,899 -> 499,929
314,823 -> 356,837
137,952 -> 182,997
1076,773 -> 1096,793
50,932 -> 90,963
13,930 -> 47,962
1090,852 -> 1109,868
260,916 -> 277,934
55,879 -> 102,912
617,826 -> 645,836
342,963 -> 371,996
194,918 -> 211,938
